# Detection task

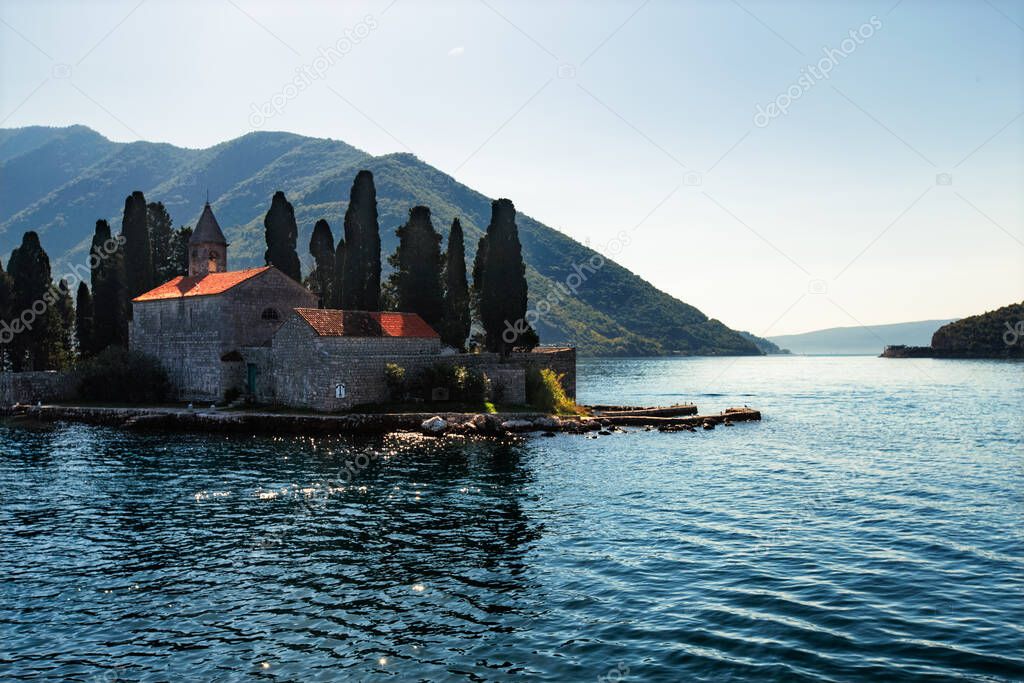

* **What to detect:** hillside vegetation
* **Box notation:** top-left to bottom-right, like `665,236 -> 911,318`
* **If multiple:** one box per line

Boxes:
0,125 -> 763,357
931,302 -> 1024,358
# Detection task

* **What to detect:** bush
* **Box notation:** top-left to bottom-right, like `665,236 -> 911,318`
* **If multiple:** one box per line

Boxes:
384,363 -> 406,400
410,363 -> 490,403
458,368 -> 490,403
526,367 -> 578,415
76,347 -> 170,404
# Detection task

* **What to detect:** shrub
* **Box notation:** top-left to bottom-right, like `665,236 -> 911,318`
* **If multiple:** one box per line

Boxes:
458,368 -> 490,403
384,363 -> 406,401
76,347 -> 170,404
410,363 -> 490,403
526,367 -> 578,415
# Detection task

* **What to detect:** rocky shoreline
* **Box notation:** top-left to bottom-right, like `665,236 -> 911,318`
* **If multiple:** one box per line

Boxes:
3,404 -> 761,436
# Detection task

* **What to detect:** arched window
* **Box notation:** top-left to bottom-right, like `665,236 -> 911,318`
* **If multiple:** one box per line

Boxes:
261,307 -> 280,321
208,251 -> 219,273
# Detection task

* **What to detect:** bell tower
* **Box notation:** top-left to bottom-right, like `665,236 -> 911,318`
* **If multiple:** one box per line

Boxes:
188,202 -> 228,277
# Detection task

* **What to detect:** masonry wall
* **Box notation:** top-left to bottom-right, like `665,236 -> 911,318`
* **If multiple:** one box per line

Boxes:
270,317 -> 444,411
0,371 -> 77,406
266,316 -> 570,411
131,297 -> 223,401
511,348 -> 576,399
222,269 -> 317,348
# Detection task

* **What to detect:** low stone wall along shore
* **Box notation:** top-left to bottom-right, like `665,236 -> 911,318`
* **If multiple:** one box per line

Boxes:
4,404 -> 761,437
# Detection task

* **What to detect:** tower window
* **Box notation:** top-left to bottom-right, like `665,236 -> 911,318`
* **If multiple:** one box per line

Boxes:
261,307 -> 280,321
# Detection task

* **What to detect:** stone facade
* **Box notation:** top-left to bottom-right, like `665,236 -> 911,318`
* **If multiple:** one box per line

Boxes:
131,268 -> 316,401
0,371 -> 77,406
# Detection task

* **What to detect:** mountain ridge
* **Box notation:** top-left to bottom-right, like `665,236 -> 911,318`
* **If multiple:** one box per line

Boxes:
768,319 -> 957,355
0,124 -> 763,357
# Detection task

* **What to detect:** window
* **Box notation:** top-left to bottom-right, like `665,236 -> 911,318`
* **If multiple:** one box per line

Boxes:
208,251 -> 219,273
261,307 -> 280,321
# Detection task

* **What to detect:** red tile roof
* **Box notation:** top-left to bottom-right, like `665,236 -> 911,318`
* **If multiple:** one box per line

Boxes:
294,308 -> 439,338
132,266 -> 270,302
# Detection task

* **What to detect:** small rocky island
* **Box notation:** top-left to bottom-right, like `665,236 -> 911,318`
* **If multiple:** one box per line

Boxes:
882,301 -> 1024,359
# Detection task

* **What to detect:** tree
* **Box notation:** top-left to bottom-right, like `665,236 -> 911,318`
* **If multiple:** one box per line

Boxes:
263,191 -> 302,282
332,238 -> 346,308
387,206 -> 443,329
122,190 -> 153,302
148,201 -> 175,283
75,281 -> 94,358
440,218 -> 471,350
340,170 -> 381,310
90,219 -> 128,351
168,225 -> 193,278
6,232 -> 59,371
0,256 -> 11,370
54,279 -> 75,368
308,219 -> 335,308
475,198 -> 537,354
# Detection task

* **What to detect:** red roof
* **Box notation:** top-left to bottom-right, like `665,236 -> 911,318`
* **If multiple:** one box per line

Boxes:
133,267 -> 270,302
294,308 -> 439,338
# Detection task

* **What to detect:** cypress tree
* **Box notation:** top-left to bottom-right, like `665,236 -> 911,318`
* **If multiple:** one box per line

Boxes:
332,238 -> 346,308
7,232 -> 57,370
122,190 -> 153,302
441,218 -> 471,350
387,206 -> 443,329
476,199 -> 537,354
75,281 -> 94,358
308,219 -> 335,308
90,219 -> 128,351
340,170 -> 381,310
0,256 -> 11,370
148,201 -> 174,283
168,225 -> 193,278
263,191 -> 302,282
53,279 -> 75,369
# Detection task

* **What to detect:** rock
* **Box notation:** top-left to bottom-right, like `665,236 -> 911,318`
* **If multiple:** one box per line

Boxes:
533,416 -> 560,429
501,419 -> 534,432
723,419 -> 734,427
541,431 -> 556,437
470,413 -> 504,436
702,421 -> 715,430
421,416 -> 448,434
598,429 -> 612,436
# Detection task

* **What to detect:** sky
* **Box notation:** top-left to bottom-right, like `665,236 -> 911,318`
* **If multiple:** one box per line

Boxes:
1,0 -> 1022,336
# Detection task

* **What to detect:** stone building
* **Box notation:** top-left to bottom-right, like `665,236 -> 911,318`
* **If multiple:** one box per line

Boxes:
131,203 -> 318,401
131,203 -> 576,409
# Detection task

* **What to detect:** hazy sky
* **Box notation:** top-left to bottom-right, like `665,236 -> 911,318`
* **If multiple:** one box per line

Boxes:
1,0 -> 1022,335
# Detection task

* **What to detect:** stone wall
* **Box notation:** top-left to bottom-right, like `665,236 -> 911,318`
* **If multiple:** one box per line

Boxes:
510,348 -> 576,399
222,268 -> 317,348
0,371 -> 77,406
266,317 -> 569,411
269,316 -> 444,411
132,296 -> 223,401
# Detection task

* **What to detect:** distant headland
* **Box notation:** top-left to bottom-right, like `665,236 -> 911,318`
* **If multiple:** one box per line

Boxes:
882,302 -> 1024,359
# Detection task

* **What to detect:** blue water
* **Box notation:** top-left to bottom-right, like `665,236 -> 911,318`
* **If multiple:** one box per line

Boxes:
1,356 -> 1022,681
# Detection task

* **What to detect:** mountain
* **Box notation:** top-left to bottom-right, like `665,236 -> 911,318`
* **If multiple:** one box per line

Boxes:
768,319 -> 956,355
0,125 -> 761,357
